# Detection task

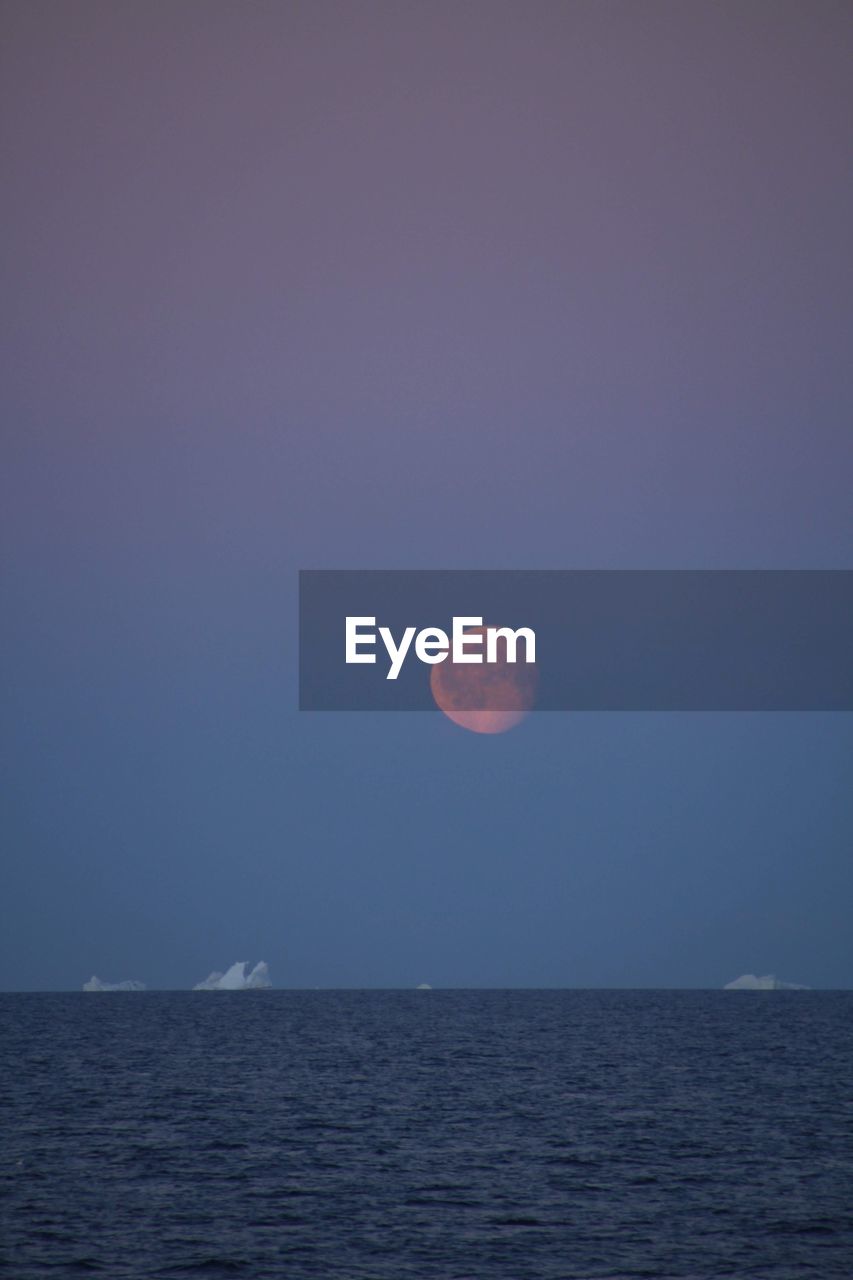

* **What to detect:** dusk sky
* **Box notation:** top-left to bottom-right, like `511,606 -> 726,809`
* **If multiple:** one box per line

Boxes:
2,1 -> 851,991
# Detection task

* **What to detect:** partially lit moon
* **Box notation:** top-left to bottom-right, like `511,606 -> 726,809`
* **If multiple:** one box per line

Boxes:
430,624 -> 537,734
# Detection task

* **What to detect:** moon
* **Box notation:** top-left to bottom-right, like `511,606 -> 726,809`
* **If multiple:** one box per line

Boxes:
430,624 -> 538,734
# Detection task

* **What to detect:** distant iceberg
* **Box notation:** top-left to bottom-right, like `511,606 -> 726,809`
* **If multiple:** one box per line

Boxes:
193,961 -> 271,991
83,976 -> 146,992
416,983 -> 432,990
724,973 -> 810,990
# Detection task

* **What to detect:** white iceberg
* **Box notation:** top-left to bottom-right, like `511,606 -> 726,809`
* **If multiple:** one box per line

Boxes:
193,961 -> 271,991
83,976 -> 146,992
416,983 -> 432,990
724,973 -> 809,990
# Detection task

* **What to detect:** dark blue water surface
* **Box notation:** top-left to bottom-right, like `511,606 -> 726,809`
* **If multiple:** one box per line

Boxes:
1,990 -> 851,1279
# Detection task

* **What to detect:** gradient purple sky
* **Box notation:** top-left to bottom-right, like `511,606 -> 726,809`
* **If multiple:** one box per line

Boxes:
2,1 -> 851,989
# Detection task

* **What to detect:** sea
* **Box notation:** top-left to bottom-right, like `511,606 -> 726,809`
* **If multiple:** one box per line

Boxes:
1,990 -> 851,1279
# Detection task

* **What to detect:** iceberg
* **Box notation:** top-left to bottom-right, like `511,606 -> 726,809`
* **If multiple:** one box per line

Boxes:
83,976 -> 146,992
193,961 -> 271,991
724,973 -> 809,990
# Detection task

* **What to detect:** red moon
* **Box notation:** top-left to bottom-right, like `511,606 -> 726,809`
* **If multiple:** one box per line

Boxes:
430,624 -> 538,734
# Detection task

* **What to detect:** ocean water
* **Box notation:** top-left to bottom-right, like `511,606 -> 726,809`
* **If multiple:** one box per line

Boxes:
1,990 -> 851,1279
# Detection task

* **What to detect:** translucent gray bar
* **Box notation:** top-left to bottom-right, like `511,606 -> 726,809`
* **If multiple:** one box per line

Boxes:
299,571 -> 853,711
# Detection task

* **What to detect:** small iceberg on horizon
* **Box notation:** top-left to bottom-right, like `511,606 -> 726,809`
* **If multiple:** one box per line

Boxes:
83,976 -> 146,992
193,961 -> 271,991
724,973 -> 810,990
416,983 -> 432,990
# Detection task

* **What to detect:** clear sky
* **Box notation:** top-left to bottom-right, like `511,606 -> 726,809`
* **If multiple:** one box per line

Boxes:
2,1 -> 851,990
